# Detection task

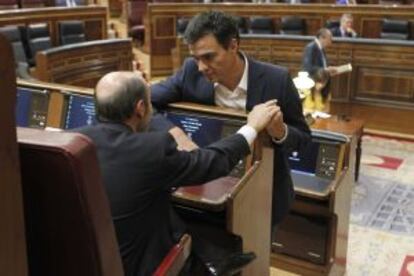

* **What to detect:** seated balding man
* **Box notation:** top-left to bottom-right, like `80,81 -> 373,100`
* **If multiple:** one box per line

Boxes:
76,72 -> 278,276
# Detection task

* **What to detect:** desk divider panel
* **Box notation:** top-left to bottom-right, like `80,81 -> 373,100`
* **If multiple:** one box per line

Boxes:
0,34 -> 28,276
167,102 -> 273,276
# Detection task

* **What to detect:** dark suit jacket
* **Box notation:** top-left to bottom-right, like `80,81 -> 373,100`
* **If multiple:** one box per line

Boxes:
302,40 -> 327,77
302,40 -> 330,98
331,27 -> 357,38
77,122 -> 250,276
151,57 -> 311,225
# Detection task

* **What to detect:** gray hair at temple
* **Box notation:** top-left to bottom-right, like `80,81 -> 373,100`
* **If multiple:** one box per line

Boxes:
340,13 -> 353,24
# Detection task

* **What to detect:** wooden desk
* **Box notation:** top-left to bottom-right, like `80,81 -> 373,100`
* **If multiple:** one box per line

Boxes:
0,6 -> 107,46
271,119 -> 359,275
312,116 -> 364,182
168,102 -> 273,276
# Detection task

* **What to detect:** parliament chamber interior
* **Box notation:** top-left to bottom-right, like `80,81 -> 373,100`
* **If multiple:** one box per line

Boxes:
1,0 -> 414,275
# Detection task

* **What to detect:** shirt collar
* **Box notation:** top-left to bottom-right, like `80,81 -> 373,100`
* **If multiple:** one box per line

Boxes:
214,52 -> 248,91
315,38 -> 323,50
238,53 -> 249,91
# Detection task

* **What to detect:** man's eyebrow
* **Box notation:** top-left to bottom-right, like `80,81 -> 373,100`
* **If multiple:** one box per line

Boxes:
190,51 -> 216,59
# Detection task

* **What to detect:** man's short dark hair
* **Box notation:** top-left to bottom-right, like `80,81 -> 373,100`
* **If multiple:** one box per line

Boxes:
184,11 -> 240,49
95,73 -> 148,122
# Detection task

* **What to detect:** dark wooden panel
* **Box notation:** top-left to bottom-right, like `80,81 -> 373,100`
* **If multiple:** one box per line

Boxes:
146,3 -> 414,76
356,67 -> 414,101
331,101 -> 414,135
84,19 -> 106,41
35,39 -> 134,88
360,18 -> 381,38
108,0 -> 123,17
154,16 -> 175,38
0,34 -> 28,276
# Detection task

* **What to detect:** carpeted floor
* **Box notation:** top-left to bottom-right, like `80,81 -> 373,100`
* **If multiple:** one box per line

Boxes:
347,135 -> 414,276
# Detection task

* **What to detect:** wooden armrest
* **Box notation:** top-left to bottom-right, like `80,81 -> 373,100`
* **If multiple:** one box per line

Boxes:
153,234 -> 192,276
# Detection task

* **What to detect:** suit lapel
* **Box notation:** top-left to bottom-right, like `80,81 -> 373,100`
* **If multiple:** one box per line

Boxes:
312,41 -> 326,68
199,78 -> 215,105
246,58 -> 266,111
321,49 -> 328,67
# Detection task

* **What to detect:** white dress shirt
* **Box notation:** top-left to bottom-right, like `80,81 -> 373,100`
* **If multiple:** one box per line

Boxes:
315,38 -> 327,68
237,125 -> 257,146
214,54 -> 249,110
214,53 -> 288,144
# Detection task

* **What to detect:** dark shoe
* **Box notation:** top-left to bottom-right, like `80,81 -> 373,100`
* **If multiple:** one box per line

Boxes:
205,252 -> 256,276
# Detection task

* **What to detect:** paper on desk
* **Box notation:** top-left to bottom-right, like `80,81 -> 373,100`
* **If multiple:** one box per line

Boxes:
45,127 -> 63,132
336,63 -> 352,74
312,111 -> 331,119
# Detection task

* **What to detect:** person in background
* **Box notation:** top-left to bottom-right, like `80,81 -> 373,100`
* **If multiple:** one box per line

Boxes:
76,71 -> 279,276
284,0 -> 310,4
336,0 -> 356,5
331,14 -> 357,38
303,68 -> 331,112
302,28 -> 339,102
107,23 -> 119,39
150,11 -> 311,239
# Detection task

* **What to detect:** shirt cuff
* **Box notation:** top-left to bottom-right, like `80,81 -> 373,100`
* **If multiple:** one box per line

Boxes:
272,123 -> 288,144
237,125 -> 258,146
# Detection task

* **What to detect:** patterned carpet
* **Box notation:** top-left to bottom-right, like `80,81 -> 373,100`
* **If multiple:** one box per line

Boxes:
347,135 -> 414,276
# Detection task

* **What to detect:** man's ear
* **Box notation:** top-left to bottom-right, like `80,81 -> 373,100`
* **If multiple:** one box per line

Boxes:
229,38 -> 239,52
135,99 -> 146,119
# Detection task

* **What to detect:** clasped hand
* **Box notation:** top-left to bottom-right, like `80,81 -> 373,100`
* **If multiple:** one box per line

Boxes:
248,100 -> 285,139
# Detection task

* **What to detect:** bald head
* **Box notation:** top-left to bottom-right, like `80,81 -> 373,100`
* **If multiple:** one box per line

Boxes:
95,71 -> 149,123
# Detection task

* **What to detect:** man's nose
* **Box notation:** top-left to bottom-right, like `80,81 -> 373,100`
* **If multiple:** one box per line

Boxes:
197,59 -> 208,72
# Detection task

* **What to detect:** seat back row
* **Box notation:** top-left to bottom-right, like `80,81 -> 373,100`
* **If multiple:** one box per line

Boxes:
176,16 -> 412,40
177,16 -> 307,36
0,21 -> 85,77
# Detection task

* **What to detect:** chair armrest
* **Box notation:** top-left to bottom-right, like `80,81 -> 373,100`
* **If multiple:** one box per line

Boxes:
16,62 -> 35,80
153,234 -> 192,276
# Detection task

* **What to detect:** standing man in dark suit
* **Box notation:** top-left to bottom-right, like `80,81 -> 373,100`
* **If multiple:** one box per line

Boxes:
302,28 -> 339,100
331,14 -> 357,38
151,11 -> 311,239
77,71 -> 278,276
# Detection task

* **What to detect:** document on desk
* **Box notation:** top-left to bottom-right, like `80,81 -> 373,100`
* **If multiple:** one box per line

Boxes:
336,63 -> 352,75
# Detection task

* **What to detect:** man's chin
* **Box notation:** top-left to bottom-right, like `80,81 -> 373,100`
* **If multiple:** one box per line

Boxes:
203,74 -> 218,83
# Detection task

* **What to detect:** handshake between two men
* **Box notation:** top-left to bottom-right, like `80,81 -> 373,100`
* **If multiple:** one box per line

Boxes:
170,99 -> 285,152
